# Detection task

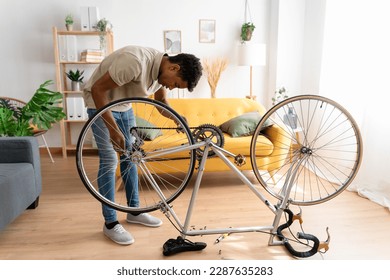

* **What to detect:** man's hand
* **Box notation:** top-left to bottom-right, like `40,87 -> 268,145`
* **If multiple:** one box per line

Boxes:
174,115 -> 188,133
109,128 -> 125,152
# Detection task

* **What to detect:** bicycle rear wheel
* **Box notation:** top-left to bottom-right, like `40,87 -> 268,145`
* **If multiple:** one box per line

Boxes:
76,98 -> 196,214
250,95 -> 363,205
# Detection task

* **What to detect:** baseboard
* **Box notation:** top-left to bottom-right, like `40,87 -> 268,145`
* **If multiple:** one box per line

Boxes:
39,147 -> 62,155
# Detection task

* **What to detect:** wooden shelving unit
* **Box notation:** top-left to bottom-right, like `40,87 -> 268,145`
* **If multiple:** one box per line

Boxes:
52,26 -> 114,157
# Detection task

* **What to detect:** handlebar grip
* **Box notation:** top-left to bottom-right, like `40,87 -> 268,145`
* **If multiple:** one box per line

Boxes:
292,232 -> 319,258
277,209 -> 320,258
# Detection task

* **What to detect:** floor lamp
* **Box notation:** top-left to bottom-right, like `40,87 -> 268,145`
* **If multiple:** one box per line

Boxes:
237,43 -> 266,100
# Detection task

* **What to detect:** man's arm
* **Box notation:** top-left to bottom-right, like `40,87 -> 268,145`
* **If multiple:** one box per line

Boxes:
154,87 -> 169,105
91,71 -> 125,151
91,71 -> 119,109
153,87 -> 187,125
153,87 -> 171,118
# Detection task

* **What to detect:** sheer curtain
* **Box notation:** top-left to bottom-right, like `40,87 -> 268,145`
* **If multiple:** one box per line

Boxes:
320,0 -> 390,209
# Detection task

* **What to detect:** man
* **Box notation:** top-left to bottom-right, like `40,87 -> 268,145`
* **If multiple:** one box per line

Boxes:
82,46 -> 203,245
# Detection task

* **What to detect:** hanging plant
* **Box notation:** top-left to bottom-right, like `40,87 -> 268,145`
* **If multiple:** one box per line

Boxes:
96,18 -> 112,51
241,0 -> 255,43
241,22 -> 255,42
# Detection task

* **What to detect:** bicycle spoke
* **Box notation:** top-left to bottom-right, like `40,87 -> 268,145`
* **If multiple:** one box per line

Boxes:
251,95 -> 362,205
76,98 -> 196,213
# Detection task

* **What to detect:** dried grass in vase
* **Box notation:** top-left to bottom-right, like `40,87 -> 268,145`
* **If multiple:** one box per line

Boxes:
202,57 -> 228,98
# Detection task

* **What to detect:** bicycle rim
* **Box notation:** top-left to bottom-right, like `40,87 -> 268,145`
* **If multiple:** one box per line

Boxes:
250,95 -> 363,205
76,97 -> 196,213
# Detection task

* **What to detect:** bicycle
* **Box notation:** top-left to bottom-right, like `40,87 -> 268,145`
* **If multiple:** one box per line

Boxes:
76,95 -> 362,258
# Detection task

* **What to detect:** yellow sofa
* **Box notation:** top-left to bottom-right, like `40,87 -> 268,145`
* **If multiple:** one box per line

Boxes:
151,97 -> 290,173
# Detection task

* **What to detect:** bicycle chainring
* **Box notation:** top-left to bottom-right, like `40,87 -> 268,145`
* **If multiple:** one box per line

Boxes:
192,124 -> 225,158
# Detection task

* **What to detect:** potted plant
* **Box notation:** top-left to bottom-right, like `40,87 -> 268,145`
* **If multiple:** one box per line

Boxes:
241,22 -> 255,42
66,69 -> 84,91
96,18 -> 112,51
272,87 -> 289,105
272,87 -> 297,129
202,57 -> 229,98
0,80 -> 65,136
65,14 -> 74,31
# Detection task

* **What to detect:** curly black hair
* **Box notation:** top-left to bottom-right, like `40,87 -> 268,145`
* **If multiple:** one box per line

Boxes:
167,53 -> 203,92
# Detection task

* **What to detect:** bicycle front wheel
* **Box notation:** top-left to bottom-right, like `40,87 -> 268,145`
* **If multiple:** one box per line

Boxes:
76,98 -> 196,214
250,95 -> 363,205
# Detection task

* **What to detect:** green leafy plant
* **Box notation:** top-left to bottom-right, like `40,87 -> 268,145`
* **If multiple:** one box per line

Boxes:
96,18 -> 112,50
65,14 -> 74,25
96,18 -> 112,32
66,69 -> 84,83
241,22 -> 255,42
0,80 -> 66,136
272,87 -> 288,105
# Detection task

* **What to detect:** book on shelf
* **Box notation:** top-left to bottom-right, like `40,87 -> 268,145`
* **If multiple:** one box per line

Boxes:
82,49 -> 104,54
80,55 -> 104,62
80,49 -> 105,62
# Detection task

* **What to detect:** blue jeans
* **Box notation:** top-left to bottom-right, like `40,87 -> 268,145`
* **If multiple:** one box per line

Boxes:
87,108 -> 139,223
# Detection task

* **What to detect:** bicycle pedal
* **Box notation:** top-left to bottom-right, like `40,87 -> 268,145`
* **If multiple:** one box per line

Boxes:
163,236 -> 207,256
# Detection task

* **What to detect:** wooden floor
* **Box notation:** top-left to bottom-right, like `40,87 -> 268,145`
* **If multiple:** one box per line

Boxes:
1,153 -> 390,260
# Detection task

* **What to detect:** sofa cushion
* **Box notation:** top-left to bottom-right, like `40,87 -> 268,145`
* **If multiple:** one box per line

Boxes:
0,163 -> 37,230
223,134 -> 273,156
135,116 -> 163,140
219,112 -> 272,137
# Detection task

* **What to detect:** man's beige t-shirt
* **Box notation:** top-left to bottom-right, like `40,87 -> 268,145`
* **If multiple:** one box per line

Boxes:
83,46 -> 164,110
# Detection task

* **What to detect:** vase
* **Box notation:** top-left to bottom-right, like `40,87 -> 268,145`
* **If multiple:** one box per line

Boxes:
283,107 -> 297,129
71,81 -> 81,91
245,29 -> 252,41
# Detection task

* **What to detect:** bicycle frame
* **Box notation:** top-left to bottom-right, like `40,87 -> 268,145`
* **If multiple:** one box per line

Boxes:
141,136 -> 308,248
77,96 -> 362,257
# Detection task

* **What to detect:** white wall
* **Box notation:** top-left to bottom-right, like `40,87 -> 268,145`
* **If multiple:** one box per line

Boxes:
320,0 -> 390,206
267,0 -> 326,107
0,0 -> 271,147
0,0 -> 326,148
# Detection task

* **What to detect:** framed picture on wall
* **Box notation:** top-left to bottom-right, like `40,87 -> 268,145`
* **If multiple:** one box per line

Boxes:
199,19 -> 216,43
164,30 -> 181,54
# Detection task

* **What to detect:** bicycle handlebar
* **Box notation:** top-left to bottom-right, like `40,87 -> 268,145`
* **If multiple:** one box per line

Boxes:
277,209 -> 320,258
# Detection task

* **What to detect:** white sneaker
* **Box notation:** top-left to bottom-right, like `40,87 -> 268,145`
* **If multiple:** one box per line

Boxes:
103,224 -> 134,245
126,213 -> 162,227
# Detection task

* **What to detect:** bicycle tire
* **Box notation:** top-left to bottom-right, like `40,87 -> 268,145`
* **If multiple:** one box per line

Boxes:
250,95 -> 363,205
76,97 -> 196,214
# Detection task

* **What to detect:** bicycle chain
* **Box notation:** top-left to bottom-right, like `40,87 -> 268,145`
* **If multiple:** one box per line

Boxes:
134,123 -> 225,158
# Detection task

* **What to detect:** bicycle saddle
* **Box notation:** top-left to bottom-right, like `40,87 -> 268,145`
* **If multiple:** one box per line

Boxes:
163,236 -> 207,256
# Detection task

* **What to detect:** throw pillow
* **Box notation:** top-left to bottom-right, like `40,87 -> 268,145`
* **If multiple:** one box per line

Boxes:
135,116 -> 163,140
219,112 -> 272,137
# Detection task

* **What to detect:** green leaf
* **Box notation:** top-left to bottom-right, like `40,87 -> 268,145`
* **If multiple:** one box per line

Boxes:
0,80 -> 65,136
0,107 -> 32,136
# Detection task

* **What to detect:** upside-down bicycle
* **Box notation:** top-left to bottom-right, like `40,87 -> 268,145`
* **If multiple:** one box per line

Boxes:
76,95 -> 362,258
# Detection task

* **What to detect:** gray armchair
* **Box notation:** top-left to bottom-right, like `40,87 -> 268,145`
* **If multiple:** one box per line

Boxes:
0,137 -> 42,230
